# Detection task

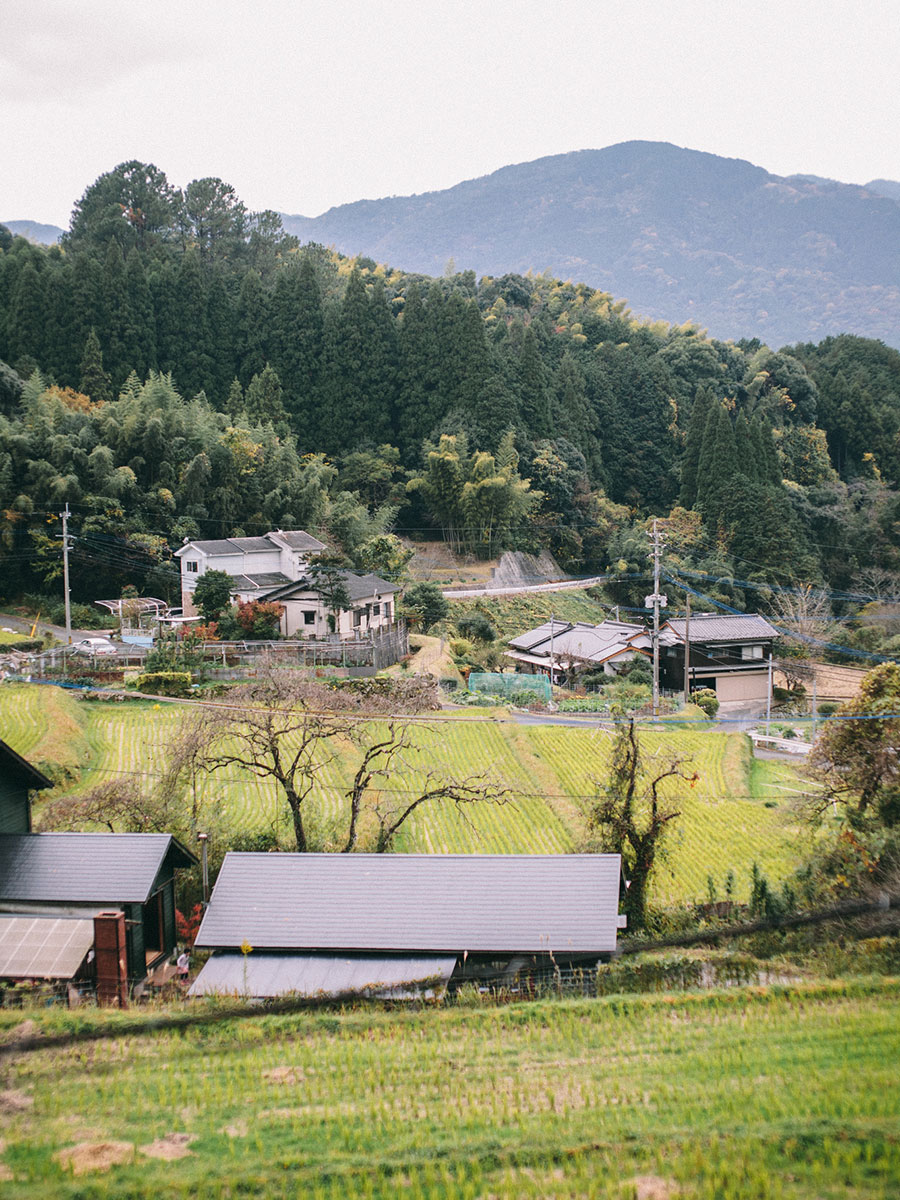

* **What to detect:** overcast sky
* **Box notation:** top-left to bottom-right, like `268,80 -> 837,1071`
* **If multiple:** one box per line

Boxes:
3,0 -> 899,228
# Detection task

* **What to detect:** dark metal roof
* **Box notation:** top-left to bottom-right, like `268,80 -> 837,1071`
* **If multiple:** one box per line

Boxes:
663,614 -> 779,642
0,740 -> 52,790
177,530 -> 325,558
195,853 -> 622,954
0,834 -> 196,904
189,952 -> 457,999
226,537 -> 277,553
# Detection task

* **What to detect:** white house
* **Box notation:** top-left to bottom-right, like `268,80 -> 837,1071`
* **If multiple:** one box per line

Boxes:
174,529 -> 326,615
506,618 -> 648,683
259,571 -> 400,639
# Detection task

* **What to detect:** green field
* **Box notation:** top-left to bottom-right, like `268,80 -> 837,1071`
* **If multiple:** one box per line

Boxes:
445,586 -> 610,639
0,979 -> 898,1198
1,682 -> 806,904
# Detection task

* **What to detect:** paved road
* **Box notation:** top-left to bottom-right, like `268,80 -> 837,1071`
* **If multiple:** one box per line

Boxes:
0,611 -> 110,644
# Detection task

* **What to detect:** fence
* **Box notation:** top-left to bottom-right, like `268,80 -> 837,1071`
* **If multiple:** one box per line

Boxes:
468,672 -> 552,702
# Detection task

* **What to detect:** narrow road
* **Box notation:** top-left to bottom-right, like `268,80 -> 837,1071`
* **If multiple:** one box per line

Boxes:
442,574 -> 608,599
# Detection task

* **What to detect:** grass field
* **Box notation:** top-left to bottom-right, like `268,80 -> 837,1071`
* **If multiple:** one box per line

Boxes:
0,978 -> 898,1197
0,682 -> 806,904
445,587 -> 610,640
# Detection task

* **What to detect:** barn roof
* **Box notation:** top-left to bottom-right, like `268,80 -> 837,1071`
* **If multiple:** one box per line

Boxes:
0,834 -> 196,905
194,853 -> 622,955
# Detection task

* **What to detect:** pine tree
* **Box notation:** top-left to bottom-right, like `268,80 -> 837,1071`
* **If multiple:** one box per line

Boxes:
516,324 -> 551,438
245,364 -> 287,425
270,256 -> 323,434
679,386 -> 714,508
236,269 -> 270,386
123,248 -> 156,380
79,329 -> 113,404
101,238 -> 131,387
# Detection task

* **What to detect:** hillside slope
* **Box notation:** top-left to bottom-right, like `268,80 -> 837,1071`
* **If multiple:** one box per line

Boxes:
281,140 -> 900,348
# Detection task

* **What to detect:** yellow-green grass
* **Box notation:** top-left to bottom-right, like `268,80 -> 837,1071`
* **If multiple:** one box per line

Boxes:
0,683 -> 91,782
446,587 -> 609,640
0,629 -> 32,645
1,978 -> 898,1198
0,682 -> 805,904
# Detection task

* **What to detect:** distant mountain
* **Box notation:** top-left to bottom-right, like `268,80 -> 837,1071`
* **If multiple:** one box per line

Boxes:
865,178 -> 900,204
2,220 -> 64,245
281,141 -> 900,348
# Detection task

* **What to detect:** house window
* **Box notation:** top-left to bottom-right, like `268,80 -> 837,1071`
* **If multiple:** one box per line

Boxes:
353,609 -> 362,627
372,603 -> 381,616
741,644 -> 764,660
707,646 -> 730,658
303,610 -> 316,626
185,561 -> 199,573
383,602 -> 392,619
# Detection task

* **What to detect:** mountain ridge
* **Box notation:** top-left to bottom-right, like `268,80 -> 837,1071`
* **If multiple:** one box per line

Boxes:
278,141 -> 900,347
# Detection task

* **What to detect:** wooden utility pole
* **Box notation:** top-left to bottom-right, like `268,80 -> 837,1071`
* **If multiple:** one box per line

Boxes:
683,592 -> 692,705
647,520 -> 666,718
61,502 -> 72,644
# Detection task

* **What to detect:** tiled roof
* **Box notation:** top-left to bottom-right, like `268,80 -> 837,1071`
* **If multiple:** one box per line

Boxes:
663,614 -> 779,642
0,834 -> 196,904
195,853 -> 622,955
260,571 -> 398,604
270,531 -> 326,552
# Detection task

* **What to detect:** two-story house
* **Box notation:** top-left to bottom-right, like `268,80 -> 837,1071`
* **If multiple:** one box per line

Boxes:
174,529 -> 326,615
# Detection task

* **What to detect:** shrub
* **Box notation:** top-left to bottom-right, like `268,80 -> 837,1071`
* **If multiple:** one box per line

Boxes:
449,637 -> 475,659
456,614 -> 496,643
135,671 -> 193,697
692,688 -> 719,718
818,701 -> 838,716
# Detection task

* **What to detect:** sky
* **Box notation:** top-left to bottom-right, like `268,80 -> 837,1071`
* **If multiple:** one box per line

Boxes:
3,0 -> 900,229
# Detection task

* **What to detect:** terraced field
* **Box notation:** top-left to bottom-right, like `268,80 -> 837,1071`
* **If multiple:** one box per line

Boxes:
1,979 -> 898,1198
0,683 -> 806,902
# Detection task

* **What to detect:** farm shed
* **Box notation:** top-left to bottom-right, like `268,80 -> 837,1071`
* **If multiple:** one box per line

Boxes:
0,833 -> 196,991
0,737 -> 52,834
190,853 -> 624,999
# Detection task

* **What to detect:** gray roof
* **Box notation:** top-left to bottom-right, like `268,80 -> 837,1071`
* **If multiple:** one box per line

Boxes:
0,739 -> 52,790
271,530 -> 326,552
260,570 -> 398,605
189,952 -> 456,999
507,619 -> 645,665
0,834 -> 196,904
177,530 -> 325,558
230,572 -> 291,591
195,853 -> 622,954
663,614 -> 779,643
507,618 -> 573,651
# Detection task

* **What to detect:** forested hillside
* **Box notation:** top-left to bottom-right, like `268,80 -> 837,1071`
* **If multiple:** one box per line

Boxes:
1,160 -> 899,614
280,141 -> 900,348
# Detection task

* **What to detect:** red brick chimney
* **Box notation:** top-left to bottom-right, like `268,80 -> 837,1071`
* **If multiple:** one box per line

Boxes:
93,911 -> 128,1007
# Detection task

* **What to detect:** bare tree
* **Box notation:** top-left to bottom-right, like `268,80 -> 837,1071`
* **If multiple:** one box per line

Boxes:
370,770 -> 514,853
37,779 -> 168,833
583,717 -> 698,929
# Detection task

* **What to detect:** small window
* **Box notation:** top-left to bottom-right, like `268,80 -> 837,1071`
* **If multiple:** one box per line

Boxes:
372,603 -> 381,616
741,644 -> 764,660
383,602 -> 392,619
353,609 -> 362,627
303,610 -> 316,625
185,561 -> 199,573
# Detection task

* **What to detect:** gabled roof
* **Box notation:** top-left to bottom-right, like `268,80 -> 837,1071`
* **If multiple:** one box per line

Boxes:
195,853 -> 622,955
260,570 -> 399,604
0,740 -> 52,791
662,614 -> 779,643
507,619 -> 645,666
0,834 -> 196,905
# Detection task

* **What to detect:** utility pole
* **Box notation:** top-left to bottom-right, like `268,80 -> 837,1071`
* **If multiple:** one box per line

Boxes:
683,592 -> 692,706
646,520 -> 666,719
60,503 -> 72,644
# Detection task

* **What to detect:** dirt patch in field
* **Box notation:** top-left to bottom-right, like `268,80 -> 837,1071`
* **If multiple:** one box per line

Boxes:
0,1161 -> 12,1181
55,1140 -> 134,1175
0,1089 -> 32,1115
262,1065 -> 305,1084
625,1176 -> 680,1200
139,1131 -> 196,1160
221,1118 -> 249,1138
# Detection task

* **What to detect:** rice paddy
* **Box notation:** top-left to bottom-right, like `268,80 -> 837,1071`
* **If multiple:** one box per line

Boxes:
0,682 -> 806,903
0,978 -> 897,1198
